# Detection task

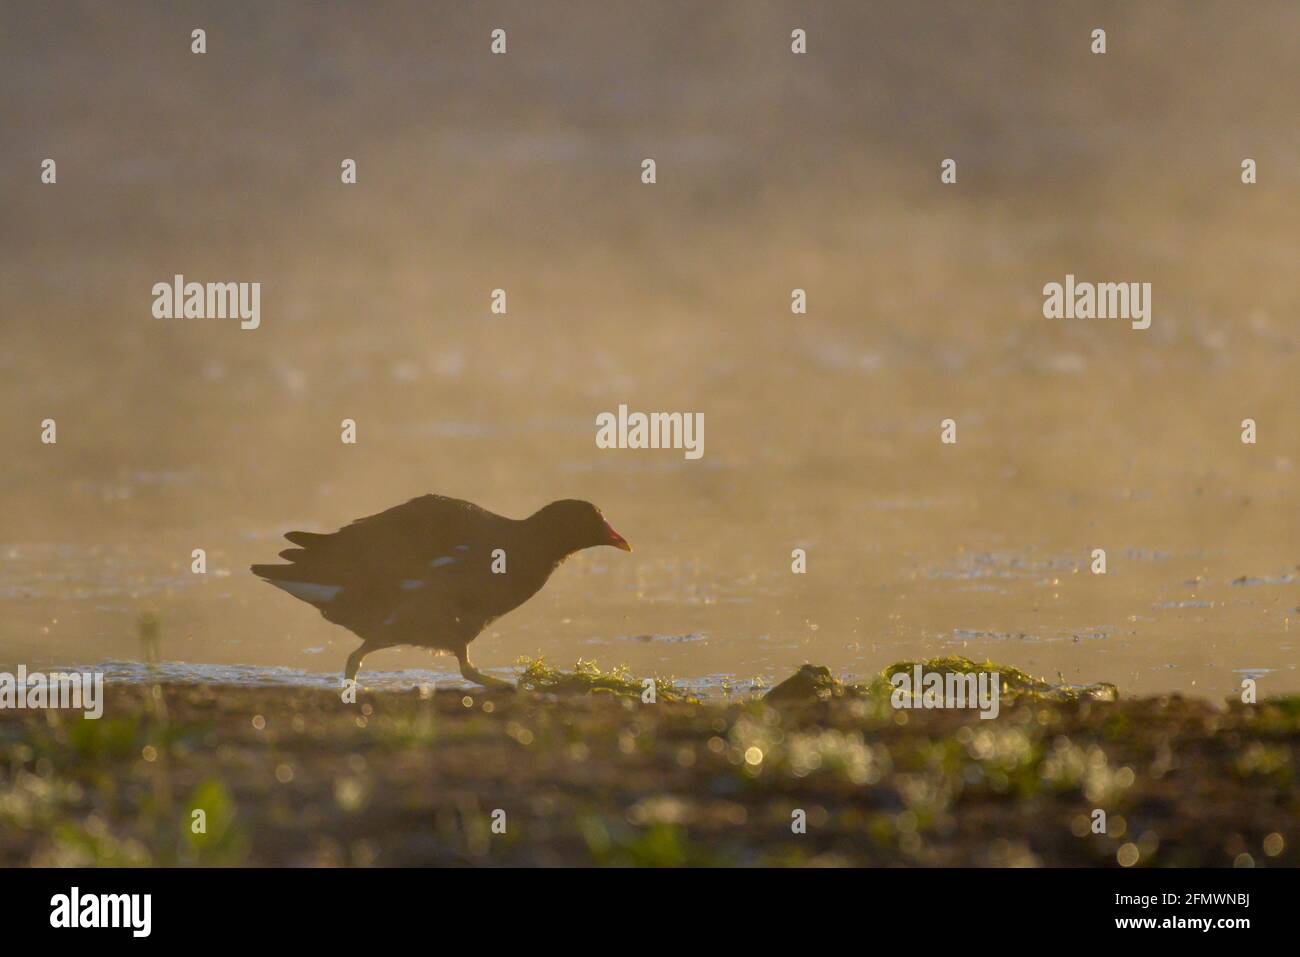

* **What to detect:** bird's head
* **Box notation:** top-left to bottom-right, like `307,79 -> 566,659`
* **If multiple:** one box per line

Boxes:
532,499 -> 632,556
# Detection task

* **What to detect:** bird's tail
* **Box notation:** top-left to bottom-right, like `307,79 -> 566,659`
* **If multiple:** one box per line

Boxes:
251,529 -> 346,608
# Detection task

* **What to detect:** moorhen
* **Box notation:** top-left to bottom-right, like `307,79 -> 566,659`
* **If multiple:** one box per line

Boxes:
251,495 -> 632,689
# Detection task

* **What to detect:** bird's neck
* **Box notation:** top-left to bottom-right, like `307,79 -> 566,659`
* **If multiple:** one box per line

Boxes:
519,514 -> 584,566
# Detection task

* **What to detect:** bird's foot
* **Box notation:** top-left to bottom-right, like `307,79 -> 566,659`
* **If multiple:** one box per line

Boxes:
456,652 -> 516,692
477,676 -> 516,693
461,668 -> 515,692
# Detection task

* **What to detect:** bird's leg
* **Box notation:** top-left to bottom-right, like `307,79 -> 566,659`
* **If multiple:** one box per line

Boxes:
455,647 -> 514,691
344,645 -> 369,684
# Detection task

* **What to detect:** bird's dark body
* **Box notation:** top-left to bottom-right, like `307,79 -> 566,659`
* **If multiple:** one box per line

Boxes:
251,494 -> 631,688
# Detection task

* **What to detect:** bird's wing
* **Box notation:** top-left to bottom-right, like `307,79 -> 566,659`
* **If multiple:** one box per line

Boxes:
267,495 -> 509,580
249,495 -> 519,630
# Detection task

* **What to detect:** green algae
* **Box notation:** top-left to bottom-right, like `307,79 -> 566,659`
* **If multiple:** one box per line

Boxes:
766,657 -> 1117,706
870,656 -> 1117,703
515,657 -> 693,703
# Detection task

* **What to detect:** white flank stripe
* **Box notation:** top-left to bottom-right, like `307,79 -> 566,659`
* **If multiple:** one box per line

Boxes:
276,581 -> 342,603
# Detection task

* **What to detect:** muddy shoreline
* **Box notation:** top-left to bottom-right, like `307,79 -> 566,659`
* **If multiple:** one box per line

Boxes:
1,660 -> 1296,867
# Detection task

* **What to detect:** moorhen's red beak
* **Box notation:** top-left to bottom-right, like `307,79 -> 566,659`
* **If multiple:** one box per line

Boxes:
603,520 -> 632,552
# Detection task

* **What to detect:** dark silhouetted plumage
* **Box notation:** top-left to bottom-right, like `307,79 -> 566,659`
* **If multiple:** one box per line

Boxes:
251,495 -> 631,689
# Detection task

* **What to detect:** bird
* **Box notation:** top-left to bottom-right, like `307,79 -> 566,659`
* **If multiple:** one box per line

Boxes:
251,494 -> 632,690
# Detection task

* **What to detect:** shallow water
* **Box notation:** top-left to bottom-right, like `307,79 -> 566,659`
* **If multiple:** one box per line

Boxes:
2,3 -> 1298,700
67,660 -> 762,699
3,511 -> 1297,700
